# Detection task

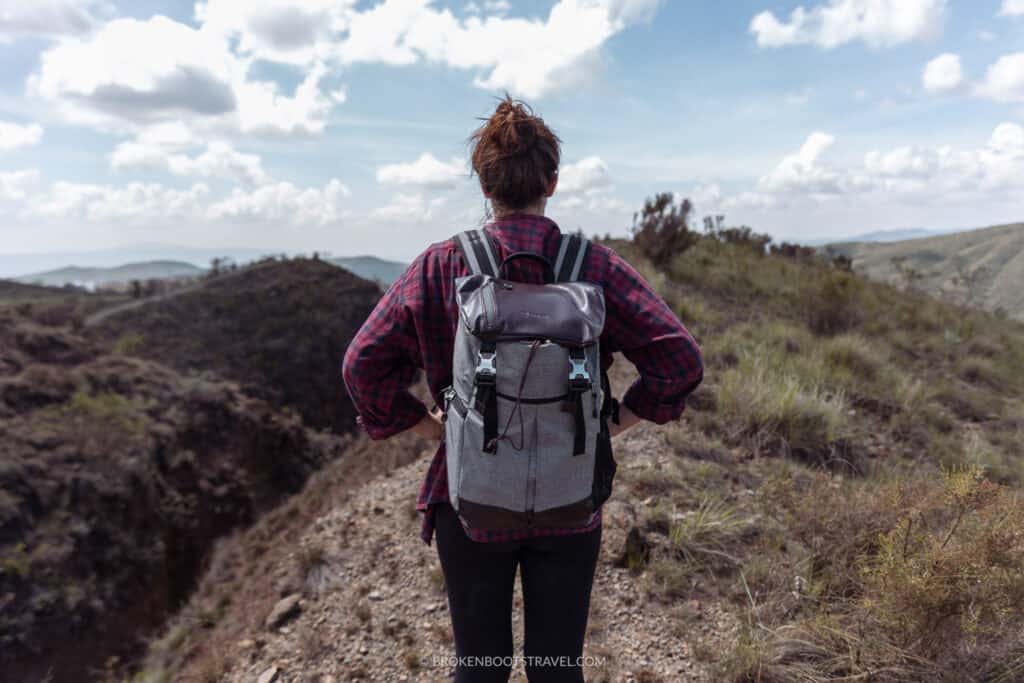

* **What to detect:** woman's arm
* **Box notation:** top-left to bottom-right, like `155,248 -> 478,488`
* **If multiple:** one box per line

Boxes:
601,248 -> 704,433
411,405 -> 444,440
342,262 -> 430,440
609,403 -> 642,438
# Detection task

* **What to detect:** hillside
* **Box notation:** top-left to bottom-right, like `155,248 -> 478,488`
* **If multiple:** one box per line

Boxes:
329,255 -> 407,285
828,222 -> 1024,319
88,258 -> 382,434
131,215 -> 1024,683
16,260 -> 203,288
0,308 -> 351,682
1,257 -> 391,682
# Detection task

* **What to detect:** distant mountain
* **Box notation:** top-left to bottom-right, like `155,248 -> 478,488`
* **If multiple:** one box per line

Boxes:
826,222 -> 1024,319
329,255 -> 407,284
0,245 -> 278,279
16,260 -> 203,288
803,228 -> 942,246
843,228 -> 939,243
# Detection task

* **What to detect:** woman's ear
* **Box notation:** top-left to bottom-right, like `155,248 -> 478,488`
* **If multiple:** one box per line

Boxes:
480,182 -> 492,199
546,172 -> 558,197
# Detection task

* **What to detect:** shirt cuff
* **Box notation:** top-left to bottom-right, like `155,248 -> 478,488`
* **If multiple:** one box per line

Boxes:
356,396 -> 428,440
621,371 -> 703,425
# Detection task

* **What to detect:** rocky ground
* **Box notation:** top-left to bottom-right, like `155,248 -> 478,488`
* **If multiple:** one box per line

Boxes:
195,387 -> 739,683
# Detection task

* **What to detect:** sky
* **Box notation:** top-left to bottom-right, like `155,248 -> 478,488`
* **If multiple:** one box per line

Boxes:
0,0 -> 1022,263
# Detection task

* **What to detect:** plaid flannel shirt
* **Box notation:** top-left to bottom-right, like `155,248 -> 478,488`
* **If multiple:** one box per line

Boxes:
342,214 -> 703,545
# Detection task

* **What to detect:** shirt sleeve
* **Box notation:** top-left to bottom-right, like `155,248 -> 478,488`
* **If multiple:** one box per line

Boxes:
601,248 -> 703,424
341,258 -> 428,440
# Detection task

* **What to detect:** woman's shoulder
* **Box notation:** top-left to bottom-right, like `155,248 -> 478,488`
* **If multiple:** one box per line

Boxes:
577,238 -> 619,283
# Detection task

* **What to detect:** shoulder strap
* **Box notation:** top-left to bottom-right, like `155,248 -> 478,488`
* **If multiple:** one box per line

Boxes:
455,228 -> 500,277
553,232 -> 591,283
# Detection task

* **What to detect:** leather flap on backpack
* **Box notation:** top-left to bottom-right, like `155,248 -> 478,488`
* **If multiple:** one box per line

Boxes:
456,274 -> 605,345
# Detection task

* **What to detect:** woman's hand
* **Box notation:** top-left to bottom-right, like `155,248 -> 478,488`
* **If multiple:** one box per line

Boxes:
609,404 -> 641,438
411,405 -> 445,441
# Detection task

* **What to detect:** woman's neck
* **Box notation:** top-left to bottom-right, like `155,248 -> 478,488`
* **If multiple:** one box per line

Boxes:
492,199 -> 547,219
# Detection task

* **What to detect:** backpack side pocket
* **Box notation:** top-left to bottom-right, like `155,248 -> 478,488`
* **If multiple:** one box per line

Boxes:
443,386 -> 468,512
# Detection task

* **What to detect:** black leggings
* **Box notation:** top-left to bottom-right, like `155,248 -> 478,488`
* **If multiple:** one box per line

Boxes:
434,502 -> 602,683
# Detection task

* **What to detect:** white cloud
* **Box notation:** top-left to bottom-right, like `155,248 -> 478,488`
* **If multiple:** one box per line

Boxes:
195,0 -> 357,66
111,140 -> 269,186
2,174 -> 355,229
232,61 -> 333,136
557,156 -> 612,194
465,0 -> 525,15
30,15 -> 334,136
485,0 -> 512,14
990,121 -> 1024,153
0,121 -> 44,151
750,0 -> 946,49
22,180 -> 211,221
976,52 -> 1024,102
999,0 -> 1024,16
207,178 -> 350,225
0,170 -> 41,200
688,183 -> 780,215
31,16 -> 237,128
923,53 -> 965,93
338,0 -> 661,98
0,0 -> 111,42
376,152 -> 467,189
371,192 -> 449,221
553,156 -> 624,212
687,123 -> 1024,214
28,0 -> 662,148
758,132 -> 849,195
558,192 -> 625,213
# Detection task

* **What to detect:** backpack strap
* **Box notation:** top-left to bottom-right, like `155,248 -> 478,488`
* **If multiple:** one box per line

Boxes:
554,232 -> 620,442
455,228 -> 500,277
555,232 -> 595,455
553,232 -> 591,283
455,227 -> 501,453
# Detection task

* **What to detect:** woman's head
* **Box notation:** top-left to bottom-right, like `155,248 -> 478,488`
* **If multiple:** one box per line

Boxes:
469,94 -> 561,215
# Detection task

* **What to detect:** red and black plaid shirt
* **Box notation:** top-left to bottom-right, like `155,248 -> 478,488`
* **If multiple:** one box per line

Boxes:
342,214 -> 703,545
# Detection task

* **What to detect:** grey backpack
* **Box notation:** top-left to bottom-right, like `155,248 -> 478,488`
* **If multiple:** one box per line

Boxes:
441,228 -> 619,532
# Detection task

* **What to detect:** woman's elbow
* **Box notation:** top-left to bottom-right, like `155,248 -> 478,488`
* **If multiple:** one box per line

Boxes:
341,341 -> 362,398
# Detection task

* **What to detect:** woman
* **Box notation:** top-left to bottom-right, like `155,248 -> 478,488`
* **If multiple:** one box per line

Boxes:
342,95 -> 703,682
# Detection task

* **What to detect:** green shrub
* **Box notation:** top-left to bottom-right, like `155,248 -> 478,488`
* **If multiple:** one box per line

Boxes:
717,356 -> 848,456
669,495 -> 753,570
725,466 -> 1024,682
823,334 -> 882,381
801,270 -> 864,336
112,331 -> 144,355
629,193 -> 699,268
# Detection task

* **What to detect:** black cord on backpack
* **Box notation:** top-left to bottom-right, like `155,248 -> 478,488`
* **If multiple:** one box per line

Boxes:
488,339 -> 542,452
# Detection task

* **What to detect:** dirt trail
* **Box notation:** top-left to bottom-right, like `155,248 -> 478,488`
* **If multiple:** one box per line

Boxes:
82,263 -> 275,327
213,433 -> 736,682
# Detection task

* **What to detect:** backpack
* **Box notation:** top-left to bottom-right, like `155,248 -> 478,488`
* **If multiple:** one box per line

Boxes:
441,227 -> 619,532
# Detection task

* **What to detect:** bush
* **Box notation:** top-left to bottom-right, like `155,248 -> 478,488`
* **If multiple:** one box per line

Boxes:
822,334 -> 882,382
112,332 -> 145,356
708,226 -> 773,254
770,242 -> 818,260
629,193 -> 699,268
801,270 -> 864,336
724,466 -> 1024,682
716,356 -> 849,458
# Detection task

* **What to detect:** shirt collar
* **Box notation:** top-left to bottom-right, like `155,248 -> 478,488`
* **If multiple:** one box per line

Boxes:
483,213 -> 561,242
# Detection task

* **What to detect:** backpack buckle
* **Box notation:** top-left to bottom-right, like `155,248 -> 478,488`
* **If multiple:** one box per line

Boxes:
475,350 -> 497,386
568,354 -> 591,391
